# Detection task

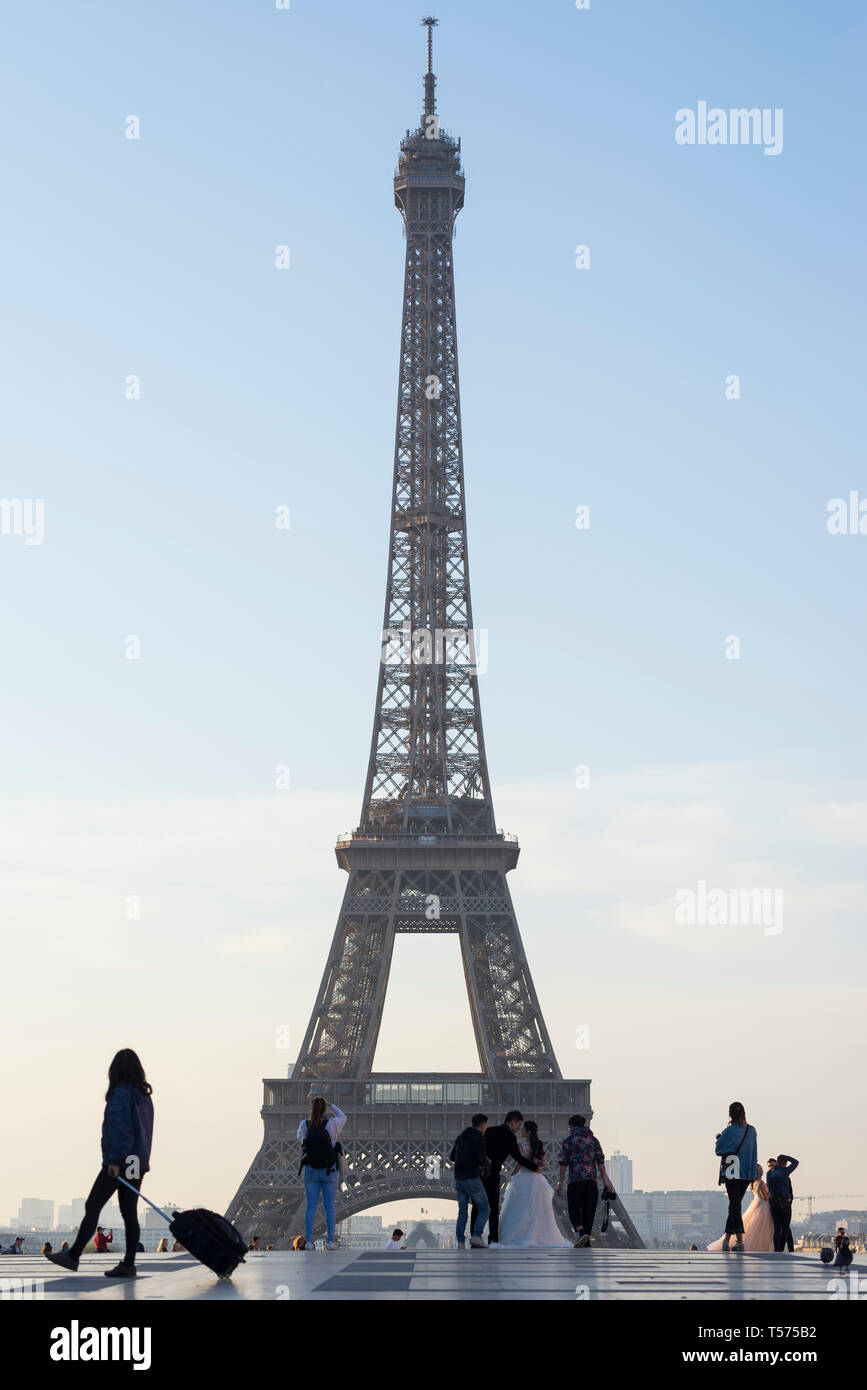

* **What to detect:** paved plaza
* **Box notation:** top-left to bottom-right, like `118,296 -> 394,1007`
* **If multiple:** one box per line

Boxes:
5,1248 -> 861,1302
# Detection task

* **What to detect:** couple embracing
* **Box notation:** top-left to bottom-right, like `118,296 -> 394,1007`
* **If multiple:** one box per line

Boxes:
451,1108 -> 568,1248
452,1109 -> 612,1248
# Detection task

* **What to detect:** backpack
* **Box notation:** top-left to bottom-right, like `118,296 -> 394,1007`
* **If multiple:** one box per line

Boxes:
300,1123 -> 337,1174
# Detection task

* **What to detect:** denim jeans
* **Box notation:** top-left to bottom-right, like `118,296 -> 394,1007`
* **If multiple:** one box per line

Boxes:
303,1166 -> 339,1244
455,1177 -> 489,1243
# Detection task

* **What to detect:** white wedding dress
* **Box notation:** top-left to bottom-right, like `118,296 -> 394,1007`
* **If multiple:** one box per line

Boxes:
496,1139 -> 572,1249
708,1178 -> 775,1252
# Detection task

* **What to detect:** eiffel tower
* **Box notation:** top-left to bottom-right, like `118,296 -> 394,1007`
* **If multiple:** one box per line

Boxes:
226,18 -> 642,1250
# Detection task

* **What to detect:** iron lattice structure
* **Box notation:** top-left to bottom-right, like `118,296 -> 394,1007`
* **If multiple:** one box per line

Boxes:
226,19 -> 642,1251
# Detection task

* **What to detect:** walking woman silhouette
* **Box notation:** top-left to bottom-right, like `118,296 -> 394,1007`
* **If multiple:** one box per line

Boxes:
45,1049 -> 154,1279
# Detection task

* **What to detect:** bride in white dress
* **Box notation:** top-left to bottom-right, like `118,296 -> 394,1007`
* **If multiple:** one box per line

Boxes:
708,1164 -> 775,1252
496,1121 -> 572,1249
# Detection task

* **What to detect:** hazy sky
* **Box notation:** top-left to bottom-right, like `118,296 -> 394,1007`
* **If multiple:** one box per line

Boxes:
1,0 -> 865,1225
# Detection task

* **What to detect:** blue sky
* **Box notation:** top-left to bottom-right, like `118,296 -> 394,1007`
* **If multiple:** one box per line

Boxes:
1,1 -> 865,1222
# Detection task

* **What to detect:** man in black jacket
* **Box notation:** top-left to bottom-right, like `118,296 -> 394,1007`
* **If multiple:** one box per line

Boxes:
450,1113 -> 491,1249
470,1109 -> 539,1246
767,1157 -> 795,1252
766,1154 -> 798,1252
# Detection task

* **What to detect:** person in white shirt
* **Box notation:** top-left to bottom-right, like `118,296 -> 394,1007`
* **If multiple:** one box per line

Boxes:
297,1096 -> 347,1250
385,1228 -> 405,1250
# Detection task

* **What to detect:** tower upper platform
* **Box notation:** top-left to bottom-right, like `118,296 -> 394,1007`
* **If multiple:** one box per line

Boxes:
394,17 -> 464,229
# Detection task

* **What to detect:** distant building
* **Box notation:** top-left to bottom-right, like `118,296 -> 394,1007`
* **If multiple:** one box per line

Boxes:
336,1214 -> 457,1249
18,1198 -> 54,1229
623,1190 -> 728,1246
607,1153 -> 633,1195
342,1215 -> 382,1233
405,1218 -> 456,1249
58,1200 -> 86,1229
795,1209 -> 866,1240
143,1203 -> 180,1230
1,1224 -> 175,1255
92,1203 -> 122,1231
2,1226 -> 75,1252
337,1214 -> 384,1248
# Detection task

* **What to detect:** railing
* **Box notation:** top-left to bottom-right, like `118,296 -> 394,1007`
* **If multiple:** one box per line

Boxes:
267,1077 -> 590,1111
394,170 -> 465,184
337,829 -> 518,846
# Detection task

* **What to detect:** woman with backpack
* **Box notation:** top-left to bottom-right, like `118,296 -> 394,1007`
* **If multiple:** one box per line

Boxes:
297,1096 -> 346,1250
45,1048 -> 154,1279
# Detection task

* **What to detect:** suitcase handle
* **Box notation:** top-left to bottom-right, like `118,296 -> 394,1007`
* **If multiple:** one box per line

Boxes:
115,1173 -> 173,1226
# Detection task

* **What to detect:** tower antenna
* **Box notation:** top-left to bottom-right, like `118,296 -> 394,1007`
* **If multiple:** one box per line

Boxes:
421,16 -> 438,117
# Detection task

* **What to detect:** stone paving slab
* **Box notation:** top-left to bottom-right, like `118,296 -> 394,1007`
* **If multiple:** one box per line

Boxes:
3,1248 -> 862,1302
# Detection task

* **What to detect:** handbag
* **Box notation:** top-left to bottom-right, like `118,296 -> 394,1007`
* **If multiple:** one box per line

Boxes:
599,1185 -> 618,1233
334,1140 -> 349,1182
718,1123 -> 751,1185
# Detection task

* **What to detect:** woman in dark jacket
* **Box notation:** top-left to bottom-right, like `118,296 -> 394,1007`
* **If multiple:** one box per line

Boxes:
46,1049 -> 154,1279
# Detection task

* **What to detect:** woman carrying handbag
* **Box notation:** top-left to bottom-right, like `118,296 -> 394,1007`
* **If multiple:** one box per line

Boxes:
714,1100 -> 758,1251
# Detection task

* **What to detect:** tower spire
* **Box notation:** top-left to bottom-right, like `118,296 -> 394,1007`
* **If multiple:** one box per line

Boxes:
421,15 -> 438,117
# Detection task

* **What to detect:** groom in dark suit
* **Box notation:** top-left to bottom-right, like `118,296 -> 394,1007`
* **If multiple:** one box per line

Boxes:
470,1110 -> 539,1245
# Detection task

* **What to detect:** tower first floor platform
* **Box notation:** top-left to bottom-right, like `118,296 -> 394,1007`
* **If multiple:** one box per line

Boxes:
224,1073 -> 642,1248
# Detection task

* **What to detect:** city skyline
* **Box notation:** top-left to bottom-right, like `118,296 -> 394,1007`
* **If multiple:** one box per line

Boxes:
2,0 -> 865,1224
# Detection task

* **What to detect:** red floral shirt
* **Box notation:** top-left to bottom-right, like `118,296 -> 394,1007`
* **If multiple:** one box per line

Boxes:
558,1126 -> 604,1182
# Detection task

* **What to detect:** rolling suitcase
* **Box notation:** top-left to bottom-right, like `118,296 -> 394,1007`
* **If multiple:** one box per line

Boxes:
117,1175 -> 247,1279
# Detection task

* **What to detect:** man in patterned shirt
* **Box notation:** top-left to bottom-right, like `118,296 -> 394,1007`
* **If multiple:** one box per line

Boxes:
556,1114 -> 614,1247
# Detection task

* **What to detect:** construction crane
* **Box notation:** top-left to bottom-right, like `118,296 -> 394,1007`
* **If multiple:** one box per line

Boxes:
794,1195 -> 864,1221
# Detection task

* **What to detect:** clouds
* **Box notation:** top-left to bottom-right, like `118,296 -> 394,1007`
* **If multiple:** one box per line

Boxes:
0,761 -> 864,1210
2,760 -> 863,998
496,763 -> 867,961
795,801 -> 867,846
